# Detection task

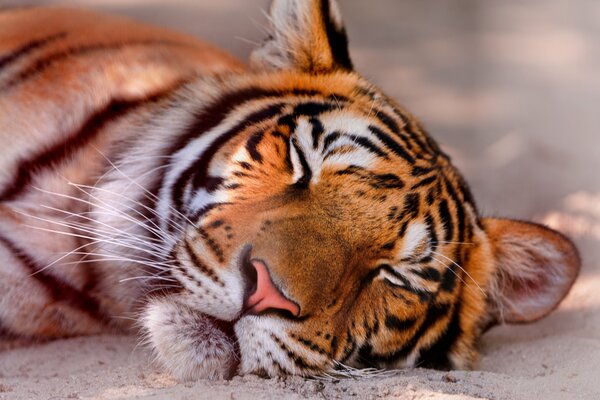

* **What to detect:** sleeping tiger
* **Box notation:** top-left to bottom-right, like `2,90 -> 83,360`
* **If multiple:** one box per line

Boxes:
0,0 -> 580,380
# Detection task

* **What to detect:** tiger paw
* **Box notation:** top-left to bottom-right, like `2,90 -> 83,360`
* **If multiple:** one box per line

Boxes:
141,299 -> 237,380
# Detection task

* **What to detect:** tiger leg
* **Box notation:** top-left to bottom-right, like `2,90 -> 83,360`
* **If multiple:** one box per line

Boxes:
141,298 -> 237,380
0,202 -> 111,344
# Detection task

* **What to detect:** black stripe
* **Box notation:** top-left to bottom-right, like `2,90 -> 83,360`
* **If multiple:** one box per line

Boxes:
320,0 -> 353,70
167,87 -> 323,158
424,213 -> 439,254
339,328 -> 357,363
380,264 -> 432,302
0,233 -> 108,324
0,32 -> 67,72
334,165 -> 363,176
368,173 -> 404,189
0,84 -> 184,202
443,177 -> 466,244
292,334 -> 329,356
390,107 -> 436,156
277,114 -> 298,132
402,193 -> 420,219
438,199 -> 454,242
440,264 -> 458,292
291,138 -> 312,188
410,175 -> 437,190
335,167 -> 404,190
412,165 -> 435,177
189,202 -> 231,222
2,39 -> 189,89
456,173 -> 478,209
270,333 -> 320,371
197,227 -> 225,263
369,125 -> 415,164
245,131 -> 265,162
323,131 -> 341,151
183,240 -> 225,287
310,118 -> 325,148
372,108 -> 420,153
361,302 -> 450,364
293,101 -> 337,116
411,266 -> 442,282
385,315 -> 418,331
345,134 -> 388,158
372,110 -> 399,137
417,303 -> 461,369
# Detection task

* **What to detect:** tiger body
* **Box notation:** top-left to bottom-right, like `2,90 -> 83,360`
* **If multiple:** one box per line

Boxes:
0,2 -> 579,380
0,6 -> 243,339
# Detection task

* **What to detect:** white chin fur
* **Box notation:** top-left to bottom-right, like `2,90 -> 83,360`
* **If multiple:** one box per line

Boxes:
142,299 -> 237,380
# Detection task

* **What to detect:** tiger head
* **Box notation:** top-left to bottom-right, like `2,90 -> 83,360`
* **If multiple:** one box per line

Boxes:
144,0 -> 580,379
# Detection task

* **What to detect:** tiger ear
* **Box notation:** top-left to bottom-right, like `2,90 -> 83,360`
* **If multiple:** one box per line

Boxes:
482,218 -> 580,325
250,0 -> 353,72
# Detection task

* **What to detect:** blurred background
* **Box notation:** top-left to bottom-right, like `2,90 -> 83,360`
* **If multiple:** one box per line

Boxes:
2,0 -> 600,385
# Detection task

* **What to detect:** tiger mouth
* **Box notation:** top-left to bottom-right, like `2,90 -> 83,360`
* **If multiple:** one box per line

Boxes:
189,244 -> 303,377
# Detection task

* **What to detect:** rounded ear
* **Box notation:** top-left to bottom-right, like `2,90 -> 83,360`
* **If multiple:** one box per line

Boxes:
250,0 -> 353,72
483,218 -> 580,324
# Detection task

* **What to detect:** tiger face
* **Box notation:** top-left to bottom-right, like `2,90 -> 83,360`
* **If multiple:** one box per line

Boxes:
140,0 -> 580,379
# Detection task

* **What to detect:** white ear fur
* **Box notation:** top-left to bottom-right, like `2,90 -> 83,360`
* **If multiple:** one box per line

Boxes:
250,0 -> 353,72
483,218 -> 580,324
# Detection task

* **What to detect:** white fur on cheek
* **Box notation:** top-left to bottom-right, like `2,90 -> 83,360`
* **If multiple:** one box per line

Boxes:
141,299 -> 237,381
235,316 -> 297,376
399,222 -> 427,259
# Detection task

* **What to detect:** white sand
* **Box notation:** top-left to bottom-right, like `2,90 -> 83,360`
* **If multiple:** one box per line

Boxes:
2,0 -> 600,398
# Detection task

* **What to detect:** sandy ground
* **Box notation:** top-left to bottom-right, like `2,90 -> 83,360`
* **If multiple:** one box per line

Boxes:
1,0 -> 600,399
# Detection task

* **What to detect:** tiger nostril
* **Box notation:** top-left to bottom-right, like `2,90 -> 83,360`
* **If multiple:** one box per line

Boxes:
238,244 -> 301,317
239,244 -> 257,302
244,259 -> 301,317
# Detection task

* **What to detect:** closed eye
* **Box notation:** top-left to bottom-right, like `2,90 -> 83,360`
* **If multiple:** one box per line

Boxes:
377,264 -> 410,288
377,264 -> 434,302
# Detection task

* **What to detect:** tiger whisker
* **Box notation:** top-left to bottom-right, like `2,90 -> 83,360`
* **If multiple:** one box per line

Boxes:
67,182 -> 179,241
92,147 -> 196,228
60,252 -> 174,270
431,252 -> 486,297
90,154 -> 175,194
316,361 -> 396,380
26,209 -> 170,257
39,204 -> 169,247
235,36 -> 262,46
16,208 -> 163,254
60,258 -> 176,276
142,285 -> 182,295
32,185 -> 175,246
119,275 -> 177,284
365,90 -> 379,119
20,221 -> 165,262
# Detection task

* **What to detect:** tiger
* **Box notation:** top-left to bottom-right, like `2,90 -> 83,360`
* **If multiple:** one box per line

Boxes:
0,0 -> 580,380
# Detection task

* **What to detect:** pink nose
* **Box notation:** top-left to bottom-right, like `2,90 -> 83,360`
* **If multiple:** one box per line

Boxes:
244,260 -> 300,317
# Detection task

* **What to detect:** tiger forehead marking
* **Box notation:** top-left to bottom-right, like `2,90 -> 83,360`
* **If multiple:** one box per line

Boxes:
0,0 -> 579,381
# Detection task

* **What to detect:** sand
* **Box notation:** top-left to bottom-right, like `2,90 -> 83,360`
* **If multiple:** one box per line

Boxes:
1,0 -> 600,399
